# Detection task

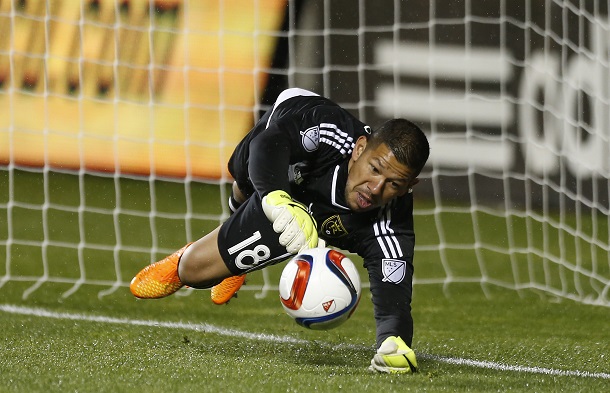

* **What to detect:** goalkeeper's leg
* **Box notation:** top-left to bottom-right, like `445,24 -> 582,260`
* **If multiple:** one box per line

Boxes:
210,181 -> 249,305
131,226 -> 234,299
131,192 -> 297,300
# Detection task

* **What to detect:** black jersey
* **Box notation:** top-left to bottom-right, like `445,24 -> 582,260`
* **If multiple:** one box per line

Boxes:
224,88 -> 416,348
229,89 -> 415,271
293,160 -> 415,273
228,89 -> 371,197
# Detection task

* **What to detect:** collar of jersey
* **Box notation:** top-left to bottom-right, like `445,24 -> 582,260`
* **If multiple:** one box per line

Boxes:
330,162 -> 350,211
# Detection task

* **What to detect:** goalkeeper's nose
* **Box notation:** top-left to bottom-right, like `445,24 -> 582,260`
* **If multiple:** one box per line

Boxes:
368,178 -> 384,195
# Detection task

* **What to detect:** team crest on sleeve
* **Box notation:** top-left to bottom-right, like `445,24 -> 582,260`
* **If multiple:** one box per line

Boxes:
381,259 -> 406,283
300,126 -> 320,152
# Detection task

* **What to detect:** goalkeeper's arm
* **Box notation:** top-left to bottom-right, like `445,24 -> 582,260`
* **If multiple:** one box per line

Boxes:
261,190 -> 318,253
241,117 -> 318,252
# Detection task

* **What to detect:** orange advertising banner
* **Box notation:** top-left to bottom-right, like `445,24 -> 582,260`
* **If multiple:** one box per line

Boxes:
0,0 -> 286,179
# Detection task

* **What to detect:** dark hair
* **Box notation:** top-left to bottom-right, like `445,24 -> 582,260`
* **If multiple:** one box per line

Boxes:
367,119 -> 430,176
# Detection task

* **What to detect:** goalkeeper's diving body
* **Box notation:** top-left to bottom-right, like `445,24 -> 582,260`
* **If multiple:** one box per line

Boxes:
130,87 -> 430,374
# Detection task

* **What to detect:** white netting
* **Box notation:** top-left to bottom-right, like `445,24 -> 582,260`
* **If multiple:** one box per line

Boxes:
1,0 -> 609,306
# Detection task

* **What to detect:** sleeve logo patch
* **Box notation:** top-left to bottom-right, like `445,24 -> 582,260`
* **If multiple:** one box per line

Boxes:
382,259 -> 406,284
300,126 -> 320,152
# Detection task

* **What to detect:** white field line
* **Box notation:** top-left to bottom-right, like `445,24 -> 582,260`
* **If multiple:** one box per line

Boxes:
1,304 -> 609,380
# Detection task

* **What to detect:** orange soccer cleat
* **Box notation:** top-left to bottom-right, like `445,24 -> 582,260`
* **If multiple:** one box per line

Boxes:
130,243 -> 192,299
210,275 -> 246,305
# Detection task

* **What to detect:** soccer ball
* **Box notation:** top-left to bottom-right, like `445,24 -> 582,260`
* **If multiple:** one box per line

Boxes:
279,247 -> 361,330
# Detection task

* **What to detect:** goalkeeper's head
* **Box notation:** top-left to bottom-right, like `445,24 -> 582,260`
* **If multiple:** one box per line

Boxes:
367,118 -> 430,178
345,119 -> 429,212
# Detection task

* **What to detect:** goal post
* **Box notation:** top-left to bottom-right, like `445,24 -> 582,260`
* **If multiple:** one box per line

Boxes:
1,0 -> 609,307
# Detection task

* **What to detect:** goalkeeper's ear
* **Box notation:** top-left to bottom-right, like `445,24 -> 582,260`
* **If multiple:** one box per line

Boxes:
407,178 -> 420,194
350,136 -> 368,162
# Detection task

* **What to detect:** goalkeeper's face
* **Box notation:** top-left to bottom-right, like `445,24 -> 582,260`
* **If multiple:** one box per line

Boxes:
345,136 -> 416,212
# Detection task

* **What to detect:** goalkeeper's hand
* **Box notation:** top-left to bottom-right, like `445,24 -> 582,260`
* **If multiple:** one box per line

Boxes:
369,336 -> 418,374
261,190 -> 318,254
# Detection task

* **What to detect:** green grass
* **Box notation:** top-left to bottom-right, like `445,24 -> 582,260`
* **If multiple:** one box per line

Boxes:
1,168 -> 609,392
1,281 -> 608,392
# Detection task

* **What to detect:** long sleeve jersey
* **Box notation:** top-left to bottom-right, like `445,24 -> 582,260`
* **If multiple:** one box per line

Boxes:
228,89 -> 416,347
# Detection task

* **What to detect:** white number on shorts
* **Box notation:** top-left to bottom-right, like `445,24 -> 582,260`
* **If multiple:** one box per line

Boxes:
228,231 -> 271,270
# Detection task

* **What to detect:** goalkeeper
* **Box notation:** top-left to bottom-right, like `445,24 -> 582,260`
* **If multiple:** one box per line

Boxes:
130,87 -> 429,374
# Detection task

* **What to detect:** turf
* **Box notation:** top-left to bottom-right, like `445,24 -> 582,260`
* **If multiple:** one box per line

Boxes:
0,168 -> 609,392
1,281 -> 608,392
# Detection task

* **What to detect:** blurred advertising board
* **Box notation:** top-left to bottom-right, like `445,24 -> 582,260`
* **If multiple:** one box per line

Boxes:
0,0 -> 286,179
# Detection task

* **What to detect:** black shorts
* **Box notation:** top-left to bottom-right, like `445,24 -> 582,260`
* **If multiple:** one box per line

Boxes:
218,192 -> 293,275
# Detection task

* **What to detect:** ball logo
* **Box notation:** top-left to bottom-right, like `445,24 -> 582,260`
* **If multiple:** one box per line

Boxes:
300,126 -> 320,152
322,299 -> 336,313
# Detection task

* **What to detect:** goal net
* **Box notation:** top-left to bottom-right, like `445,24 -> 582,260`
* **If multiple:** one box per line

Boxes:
1,0 -> 609,307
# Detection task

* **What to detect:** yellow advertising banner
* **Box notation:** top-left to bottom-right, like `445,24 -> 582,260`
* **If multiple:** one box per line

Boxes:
0,0 -> 286,179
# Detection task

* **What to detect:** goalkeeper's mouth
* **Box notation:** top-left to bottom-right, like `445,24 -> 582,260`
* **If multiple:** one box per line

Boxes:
355,192 -> 374,210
